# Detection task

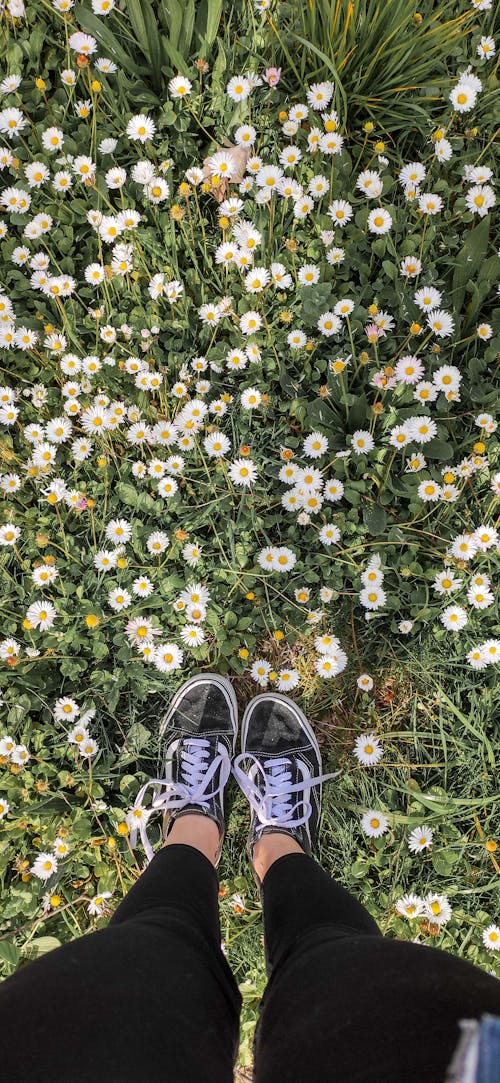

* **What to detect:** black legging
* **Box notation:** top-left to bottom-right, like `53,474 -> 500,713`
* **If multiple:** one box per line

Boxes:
1,845 -> 499,1082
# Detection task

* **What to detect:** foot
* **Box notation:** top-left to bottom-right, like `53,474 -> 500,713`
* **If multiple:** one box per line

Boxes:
129,673 -> 238,865
232,692 -> 339,887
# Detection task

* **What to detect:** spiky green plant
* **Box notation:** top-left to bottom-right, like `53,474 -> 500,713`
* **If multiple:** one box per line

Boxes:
262,0 -> 488,133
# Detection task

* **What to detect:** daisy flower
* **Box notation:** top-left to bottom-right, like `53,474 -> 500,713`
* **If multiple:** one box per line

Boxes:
328,199 -> 353,225
240,311 -> 262,335
449,534 -> 478,561
0,638 -> 20,659
228,458 -> 257,487
179,625 -> 205,647
440,605 -> 467,632
314,651 -> 347,678
424,893 -> 452,927
354,733 -> 383,765
12,745 -> 30,766
168,76 -> 193,99
182,543 -> 203,567
79,738 -> 99,758
317,313 -> 341,336
126,114 -> 156,142
240,388 -> 262,410
108,588 -> 132,611
288,329 -> 307,349
30,853 -> 59,881
250,659 -> 272,687
146,531 -> 169,555
204,432 -> 231,458
418,193 -> 443,215
427,309 -> 454,338
26,601 -> 57,630
415,286 -> 442,311
105,518 -> 132,545
87,892 -> 113,916
433,570 -> 462,596
474,525 -> 498,551
307,80 -> 334,110
154,643 -> 184,672
482,640 -> 500,664
351,430 -> 374,455
395,894 -> 424,919
450,84 -> 477,112
226,75 -> 251,101
361,811 -> 389,838
157,477 -> 179,499
125,617 -> 161,648
303,432 -> 328,458
408,826 -> 433,853
477,36 -> 495,59
324,479 -> 344,501
467,586 -> 494,610
359,587 -> 386,611
356,674 -> 374,692
367,208 -> 392,234
399,162 -> 426,187
465,185 -> 496,217
0,523 -> 21,546
417,479 -> 442,502
276,668 -> 300,691
482,925 -> 500,951
53,697 -> 80,723
68,31 -> 97,54
400,256 -> 422,278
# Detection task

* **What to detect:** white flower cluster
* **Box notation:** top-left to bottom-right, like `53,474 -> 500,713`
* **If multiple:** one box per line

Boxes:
359,554 -> 386,614
394,891 -> 453,927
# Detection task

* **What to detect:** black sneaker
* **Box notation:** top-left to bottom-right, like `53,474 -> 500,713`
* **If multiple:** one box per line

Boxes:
129,673 -> 238,866
232,692 -> 339,887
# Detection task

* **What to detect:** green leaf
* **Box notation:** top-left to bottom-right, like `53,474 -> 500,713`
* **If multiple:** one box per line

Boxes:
451,215 -> 490,316
73,5 -> 147,78
348,394 -> 368,429
431,848 -> 460,876
205,0 -> 224,46
127,0 -> 163,86
424,440 -> 453,460
22,937 -> 61,960
72,816 -> 92,840
363,505 -> 388,535
0,939 -> 20,967
122,722 -> 151,756
382,259 -> 398,281
159,0 -> 183,51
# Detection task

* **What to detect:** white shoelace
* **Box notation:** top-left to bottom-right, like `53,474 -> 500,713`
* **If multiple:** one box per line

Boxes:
130,737 -> 231,862
232,753 -> 341,831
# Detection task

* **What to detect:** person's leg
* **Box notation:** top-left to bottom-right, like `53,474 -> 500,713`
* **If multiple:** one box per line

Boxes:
0,820 -> 242,1083
253,842 -> 500,1083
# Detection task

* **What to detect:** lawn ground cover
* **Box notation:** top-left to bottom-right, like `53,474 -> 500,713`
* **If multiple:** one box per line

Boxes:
0,0 -> 499,1068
